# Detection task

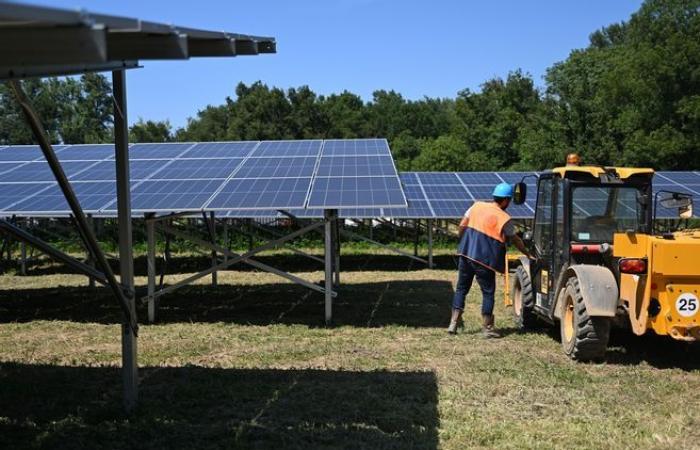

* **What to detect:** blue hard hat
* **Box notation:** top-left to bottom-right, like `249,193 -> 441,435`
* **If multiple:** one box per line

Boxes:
492,182 -> 513,198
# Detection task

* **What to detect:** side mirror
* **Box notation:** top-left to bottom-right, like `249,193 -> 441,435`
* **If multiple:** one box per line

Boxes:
659,193 -> 693,218
513,182 -> 527,205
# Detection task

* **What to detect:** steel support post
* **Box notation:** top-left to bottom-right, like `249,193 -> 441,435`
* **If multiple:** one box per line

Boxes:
247,219 -> 254,251
19,239 -> 26,276
146,214 -> 157,323
333,216 -> 340,287
86,215 -> 95,288
222,219 -> 229,265
427,219 -> 434,269
413,219 -> 419,257
113,69 -> 138,412
324,210 -> 335,325
209,212 -> 217,287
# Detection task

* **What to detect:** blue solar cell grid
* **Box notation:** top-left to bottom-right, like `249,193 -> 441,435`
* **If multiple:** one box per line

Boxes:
3,161 -> 98,182
0,145 -> 65,162
423,184 -> 470,201
113,179 -> 224,212
0,183 -> 54,212
417,172 -> 460,185
252,140 -> 323,157
235,156 -> 317,179
315,155 -> 396,177
399,172 -> 419,185
150,158 -> 244,180
185,142 -> 258,159
321,139 -> 391,156
456,172 -> 503,185
10,182 -> 116,214
307,176 -> 405,208
207,177 -> 311,210
307,139 -> 406,209
56,144 -> 115,161
128,143 -> 195,160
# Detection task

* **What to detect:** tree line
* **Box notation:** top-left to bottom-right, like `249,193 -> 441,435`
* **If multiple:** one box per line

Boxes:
1,0 -> 698,171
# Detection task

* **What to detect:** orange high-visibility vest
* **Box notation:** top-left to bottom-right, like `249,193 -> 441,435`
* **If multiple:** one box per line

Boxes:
457,201 -> 511,273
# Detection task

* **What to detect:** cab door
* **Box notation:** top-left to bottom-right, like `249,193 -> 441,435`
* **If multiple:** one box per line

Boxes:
531,175 -> 555,311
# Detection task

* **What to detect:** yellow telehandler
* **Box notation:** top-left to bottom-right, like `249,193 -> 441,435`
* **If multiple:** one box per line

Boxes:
506,165 -> 698,361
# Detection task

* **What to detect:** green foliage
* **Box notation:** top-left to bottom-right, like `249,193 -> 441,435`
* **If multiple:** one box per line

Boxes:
130,119 -> 173,143
0,74 -> 113,145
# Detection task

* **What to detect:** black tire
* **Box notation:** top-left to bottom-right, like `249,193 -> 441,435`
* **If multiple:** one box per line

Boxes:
559,277 -> 611,362
511,265 -> 537,330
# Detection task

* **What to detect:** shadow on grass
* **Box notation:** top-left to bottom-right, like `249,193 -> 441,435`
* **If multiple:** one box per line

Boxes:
0,279 -> 454,328
605,330 -> 700,371
531,321 -> 700,370
0,363 -> 439,450
21,253 -> 459,277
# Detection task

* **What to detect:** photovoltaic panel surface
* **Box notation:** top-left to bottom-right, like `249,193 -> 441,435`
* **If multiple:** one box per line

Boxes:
3,140 -> 695,220
207,177 -> 312,210
306,139 -> 406,209
0,145 -> 65,162
307,176 -> 405,208
10,181 -> 116,214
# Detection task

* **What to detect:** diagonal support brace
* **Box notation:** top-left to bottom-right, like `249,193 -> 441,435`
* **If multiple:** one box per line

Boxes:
7,79 -> 138,336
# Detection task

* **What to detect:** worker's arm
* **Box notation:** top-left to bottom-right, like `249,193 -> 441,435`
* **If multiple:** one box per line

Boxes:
510,234 -> 534,259
503,221 -> 536,260
458,217 -> 468,239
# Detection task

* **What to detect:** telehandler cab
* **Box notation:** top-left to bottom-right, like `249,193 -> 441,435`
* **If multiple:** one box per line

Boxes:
506,165 -> 698,361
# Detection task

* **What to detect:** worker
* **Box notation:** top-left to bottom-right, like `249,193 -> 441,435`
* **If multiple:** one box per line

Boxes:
447,182 -> 534,338
566,152 -> 581,166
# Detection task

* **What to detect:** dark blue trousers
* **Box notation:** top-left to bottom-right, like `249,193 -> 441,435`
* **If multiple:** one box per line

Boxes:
452,256 -> 496,315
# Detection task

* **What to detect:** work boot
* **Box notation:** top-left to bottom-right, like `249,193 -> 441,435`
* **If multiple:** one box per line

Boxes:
482,315 -> 502,339
447,309 -> 463,335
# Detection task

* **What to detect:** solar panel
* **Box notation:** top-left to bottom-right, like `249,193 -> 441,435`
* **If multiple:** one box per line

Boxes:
315,155 -> 397,177
128,143 -> 196,160
657,171 -> 700,185
251,140 -> 323,157
104,179 -> 225,213
431,199 -> 473,218
306,139 -> 406,209
423,184 -> 471,201
184,142 -> 258,159
456,172 -> 502,185
2,160 -> 99,182
206,177 -> 311,210
9,181 -> 116,214
150,158 -> 245,180
399,172 -> 420,185
56,144 -> 115,161
320,139 -> 391,156
417,172 -> 460,185
0,182 -> 54,213
338,208 -> 384,218
307,176 -> 405,208
234,156 -> 317,178
0,145 -> 65,162
72,159 -> 168,181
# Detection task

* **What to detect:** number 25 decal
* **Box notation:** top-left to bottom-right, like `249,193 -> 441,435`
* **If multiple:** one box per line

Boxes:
676,293 -> 699,318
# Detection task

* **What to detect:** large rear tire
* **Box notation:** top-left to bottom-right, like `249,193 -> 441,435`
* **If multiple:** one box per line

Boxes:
511,265 -> 537,330
560,277 -> 611,361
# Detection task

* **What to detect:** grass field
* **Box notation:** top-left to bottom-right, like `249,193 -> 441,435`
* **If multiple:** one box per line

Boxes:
1,248 -> 699,449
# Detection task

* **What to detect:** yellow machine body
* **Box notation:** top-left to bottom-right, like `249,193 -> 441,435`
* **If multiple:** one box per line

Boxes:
614,231 -> 700,341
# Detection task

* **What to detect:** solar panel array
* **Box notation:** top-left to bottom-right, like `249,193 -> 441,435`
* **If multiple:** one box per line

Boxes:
0,140 -> 406,216
0,141 -> 697,220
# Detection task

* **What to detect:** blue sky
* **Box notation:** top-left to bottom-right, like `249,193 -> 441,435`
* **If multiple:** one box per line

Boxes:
34,0 -> 643,129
